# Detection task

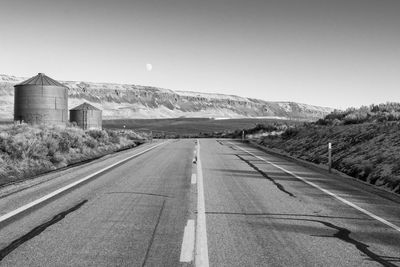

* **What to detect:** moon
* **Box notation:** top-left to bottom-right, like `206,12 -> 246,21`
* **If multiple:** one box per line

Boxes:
146,63 -> 152,71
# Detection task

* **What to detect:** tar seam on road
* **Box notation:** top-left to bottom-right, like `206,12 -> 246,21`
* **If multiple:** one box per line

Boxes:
216,140 -> 224,146
228,142 -> 400,233
195,139 -> 210,267
106,191 -> 171,198
204,212 -> 370,221
0,200 -> 88,262
0,141 -> 168,225
236,154 -> 295,197
203,208 -> 398,266
277,217 -> 398,267
141,199 -> 166,267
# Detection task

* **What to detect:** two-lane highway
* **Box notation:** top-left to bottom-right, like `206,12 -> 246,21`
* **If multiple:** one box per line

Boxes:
0,139 -> 399,266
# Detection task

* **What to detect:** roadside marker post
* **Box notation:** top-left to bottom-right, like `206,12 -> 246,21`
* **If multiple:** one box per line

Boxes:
328,142 -> 332,173
242,130 -> 245,142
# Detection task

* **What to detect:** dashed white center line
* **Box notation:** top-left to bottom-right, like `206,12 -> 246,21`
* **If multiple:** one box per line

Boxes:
191,173 -> 197,184
192,148 -> 197,163
195,139 -> 210,267
229,142 -> 400,233
180,219 -> 195,262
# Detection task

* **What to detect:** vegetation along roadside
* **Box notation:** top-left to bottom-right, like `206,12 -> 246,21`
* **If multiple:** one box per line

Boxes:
0,123 -> 146,186
248,103 -> 400,194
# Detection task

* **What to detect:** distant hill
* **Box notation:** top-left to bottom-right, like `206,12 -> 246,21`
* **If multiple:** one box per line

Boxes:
0,74 -> 333,120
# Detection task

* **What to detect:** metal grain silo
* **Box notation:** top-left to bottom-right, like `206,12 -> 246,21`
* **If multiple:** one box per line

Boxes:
70,102 -> 102,130
14,73 -> 68,126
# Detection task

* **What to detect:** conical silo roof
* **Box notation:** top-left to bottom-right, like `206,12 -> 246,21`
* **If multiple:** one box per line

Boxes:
70,102 -> 101,111
15,73 -> 67,87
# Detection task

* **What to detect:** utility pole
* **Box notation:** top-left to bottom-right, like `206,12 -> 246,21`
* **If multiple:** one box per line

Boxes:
328,142 -> 332,173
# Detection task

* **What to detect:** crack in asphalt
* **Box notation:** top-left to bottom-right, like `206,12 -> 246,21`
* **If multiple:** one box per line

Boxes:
202,210 -> 397,266
0,199 -> 88,262
236,154 -> 296,197
204,211 -> 370,220
107,191 -> 171,198
141,199 -> 166,267
278,217 -> 398,267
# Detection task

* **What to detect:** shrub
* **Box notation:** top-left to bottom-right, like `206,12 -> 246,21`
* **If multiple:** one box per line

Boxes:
84,137 -> 98,149
50,152 -> 67,166
281,127 -> 299,139
87,129 -> 109,143
110,135 -> 120,144
46,137 -> 59,157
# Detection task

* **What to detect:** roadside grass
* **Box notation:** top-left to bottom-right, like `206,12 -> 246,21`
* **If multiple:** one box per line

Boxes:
256,122 -> 400,194
0,123 -> 145,186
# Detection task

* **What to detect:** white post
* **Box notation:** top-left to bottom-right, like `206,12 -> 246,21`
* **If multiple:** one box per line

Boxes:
328,142 -> 332,173
242,130 -> 245,142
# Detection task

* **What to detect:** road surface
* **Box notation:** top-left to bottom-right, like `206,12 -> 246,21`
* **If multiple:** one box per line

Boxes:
0,139 -> 399,266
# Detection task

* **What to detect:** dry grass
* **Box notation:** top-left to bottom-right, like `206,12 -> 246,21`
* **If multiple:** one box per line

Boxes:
257,122 -> 400,194
0,123 -> 145,186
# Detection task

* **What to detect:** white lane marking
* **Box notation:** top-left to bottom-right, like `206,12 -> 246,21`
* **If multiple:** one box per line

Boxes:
191,173 -> 197,184
180,219 -> 195,262
193,149 -> 198,163
195,139 -> 210,267
0,141 -> 169,224
229,142 -> 400,233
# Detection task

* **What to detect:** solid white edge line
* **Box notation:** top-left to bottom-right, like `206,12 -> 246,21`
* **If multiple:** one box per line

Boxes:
195,139 -> 210,267
180,219 -> 195,262
191,173 -> 197,184
0,141 -> 169,224
229,142 -> 400,233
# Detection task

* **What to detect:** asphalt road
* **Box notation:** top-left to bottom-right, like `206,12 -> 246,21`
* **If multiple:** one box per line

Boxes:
0,139 -> 399,266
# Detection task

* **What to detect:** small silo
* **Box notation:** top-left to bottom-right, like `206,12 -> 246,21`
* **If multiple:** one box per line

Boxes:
14,73 -> 68,126
70,102 -> 102,130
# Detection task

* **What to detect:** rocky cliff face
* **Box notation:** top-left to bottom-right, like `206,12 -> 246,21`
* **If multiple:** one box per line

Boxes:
0,74 -> 333,120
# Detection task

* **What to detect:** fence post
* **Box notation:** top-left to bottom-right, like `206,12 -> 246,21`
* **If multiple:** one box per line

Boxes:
328,142 -> 332,173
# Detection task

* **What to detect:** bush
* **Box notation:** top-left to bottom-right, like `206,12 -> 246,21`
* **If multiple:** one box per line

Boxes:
87,129 -> 109,143
50,152 -> 67,166
84,137 -> 98,149
281,127 -> 300,139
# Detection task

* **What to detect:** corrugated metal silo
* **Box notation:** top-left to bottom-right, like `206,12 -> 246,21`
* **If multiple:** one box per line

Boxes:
70,102 -> 102,130
14,73 -> 68,126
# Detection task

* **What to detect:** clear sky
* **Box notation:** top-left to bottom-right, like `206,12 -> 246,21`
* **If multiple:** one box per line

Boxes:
1,0 -> 400,109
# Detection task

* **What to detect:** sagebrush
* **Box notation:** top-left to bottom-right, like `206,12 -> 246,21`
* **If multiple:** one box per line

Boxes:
0,124 -> 145,185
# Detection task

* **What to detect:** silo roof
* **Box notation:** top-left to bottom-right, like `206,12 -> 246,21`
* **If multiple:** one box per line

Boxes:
71,102 -> 101,111
15,73 -> 67,87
